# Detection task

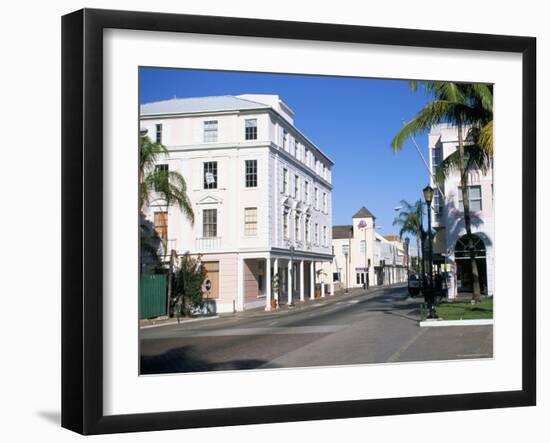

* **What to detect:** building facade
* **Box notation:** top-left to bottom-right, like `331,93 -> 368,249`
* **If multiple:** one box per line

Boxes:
428,123 -> 494,299
322,207 -> 407,291
140,94 -> 334,313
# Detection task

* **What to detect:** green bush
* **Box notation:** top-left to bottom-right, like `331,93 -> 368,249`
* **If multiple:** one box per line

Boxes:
173,254 -> 207,315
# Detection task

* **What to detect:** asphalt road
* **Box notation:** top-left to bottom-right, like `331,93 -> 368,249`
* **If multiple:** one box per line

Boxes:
140,284 -> 493,374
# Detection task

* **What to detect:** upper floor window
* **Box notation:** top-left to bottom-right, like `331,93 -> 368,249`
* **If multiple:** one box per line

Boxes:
433,188 -> 444,215
203,161 -> 218,189
202,209 -> 217,238
323,225 -> 328,247
282,168 -> 289,194
283,210 -> 290,239
244,207 -> 258,236
359,240 -> 367,254
154,164 -> 168,192
314,223 -> 319,245
305,148 -> 309,166
245,119 -> 257,140
458,185 -> 482,212
295,214 -> 301,241
154,211 -> 168,248
283,129 -> 289,151
304,181 -> 310,204
155,124 -> 162,144
432,145 -> 443,175
245,160 -> 258,188
314,187 -> 319,210
323,192 -> 327,213
294,175 -> 300,199
204,120 -> 218,143
342,244 -> 350,256
305,217 -> 311,243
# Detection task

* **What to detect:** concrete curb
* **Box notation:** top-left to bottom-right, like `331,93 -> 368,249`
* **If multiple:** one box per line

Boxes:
419,318 -> 494,327
140,315 -> 220,329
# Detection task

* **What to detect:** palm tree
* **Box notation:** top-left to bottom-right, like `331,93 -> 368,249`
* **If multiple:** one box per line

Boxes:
391,81 -> 493,303
140,134 -> 194,260
393,199 -> 424,275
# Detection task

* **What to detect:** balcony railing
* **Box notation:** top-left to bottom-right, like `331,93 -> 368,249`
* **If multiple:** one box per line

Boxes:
196,237 -> 221,251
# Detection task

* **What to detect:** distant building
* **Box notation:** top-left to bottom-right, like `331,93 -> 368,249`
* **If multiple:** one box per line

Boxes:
321,207 -> 407,291
428,123 -> 494,298
140,94 -> 334,312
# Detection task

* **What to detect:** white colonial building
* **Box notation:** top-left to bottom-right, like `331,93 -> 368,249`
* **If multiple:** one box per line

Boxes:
321,207 -> 407,291
140,94 -> 334,313
428,123 -> 494,299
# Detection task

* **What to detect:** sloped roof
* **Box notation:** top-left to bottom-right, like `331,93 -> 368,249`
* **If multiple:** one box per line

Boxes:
333,225 -> 353,239
352,206 -> 375,219
384,235 -> 401,242
140,95 -> 270,116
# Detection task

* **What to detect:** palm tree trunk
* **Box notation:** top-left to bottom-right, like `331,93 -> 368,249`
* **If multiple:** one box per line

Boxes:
457,119 -> 482,302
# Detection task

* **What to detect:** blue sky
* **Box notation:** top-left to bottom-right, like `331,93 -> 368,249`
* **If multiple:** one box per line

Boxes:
140,67 -> 434,236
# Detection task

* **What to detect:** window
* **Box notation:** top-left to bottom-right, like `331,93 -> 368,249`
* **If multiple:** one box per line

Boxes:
283,168 -> 289,194
314,223 -> 319,245
245,119 -> 257,140
296,142 -> 301,161
154,164 -> 168,192
283,211 -> 289,239
154,211 -> 168,247
458,185 -> 482,212
245,160 -> 257,188
332,272 -> 341,282
244,208 -> 257,236
295,214 -> 301,241
305,217 -> 310,242
323,225 -> 327,247
294,175 -> 300,199
314,188 -> 319,210
305,148 -> 309,166
203,120 -> 218,143
202,209 -> 217,237
155,123 -> 162,144
304,181 -> 310,203
356,273 -> 365,285
342,244 -> 349,255
283,129 -> 289,151
431,145 -> 443,175
433,188 -> 444,215
203,162 -> 218,189
323,192 -> 327,213
360,240 -> 366,254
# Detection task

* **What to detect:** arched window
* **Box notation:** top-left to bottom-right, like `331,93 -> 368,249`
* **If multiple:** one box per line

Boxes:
454,234 -> 486,258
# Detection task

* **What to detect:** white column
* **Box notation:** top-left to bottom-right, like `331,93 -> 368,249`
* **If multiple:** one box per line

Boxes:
310,261 -> 315,300
299,260 -> 305,301
321,272 -> 326,298
287,259 -> 293,305
273,258 -> 279,304
265,257 -> 272,311
237,257 -> 244,312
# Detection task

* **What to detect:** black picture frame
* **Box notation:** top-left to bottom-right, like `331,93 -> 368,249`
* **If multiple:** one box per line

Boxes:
62,8 -> 536,435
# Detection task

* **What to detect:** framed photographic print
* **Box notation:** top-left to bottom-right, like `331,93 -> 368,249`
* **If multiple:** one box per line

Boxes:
61,8 -> 536,435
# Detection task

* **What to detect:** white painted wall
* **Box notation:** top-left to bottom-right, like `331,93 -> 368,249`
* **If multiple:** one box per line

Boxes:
429,124 -> 495,297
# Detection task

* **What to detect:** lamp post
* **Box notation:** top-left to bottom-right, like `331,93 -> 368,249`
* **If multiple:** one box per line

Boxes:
289,245 -> 295,306
423,185 -> 437,319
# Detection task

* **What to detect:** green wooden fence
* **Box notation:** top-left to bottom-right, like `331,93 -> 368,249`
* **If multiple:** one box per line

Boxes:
140,274 -> 168,319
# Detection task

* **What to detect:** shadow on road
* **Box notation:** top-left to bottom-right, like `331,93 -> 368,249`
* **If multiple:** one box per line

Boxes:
141,345 -> 276,374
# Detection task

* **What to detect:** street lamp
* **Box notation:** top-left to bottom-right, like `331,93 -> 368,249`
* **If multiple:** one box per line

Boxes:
289,245 -> 295,306
423,185 -> 437,319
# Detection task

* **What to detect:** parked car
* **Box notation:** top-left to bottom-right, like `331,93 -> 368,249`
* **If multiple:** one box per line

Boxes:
408,273 -> 421,296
